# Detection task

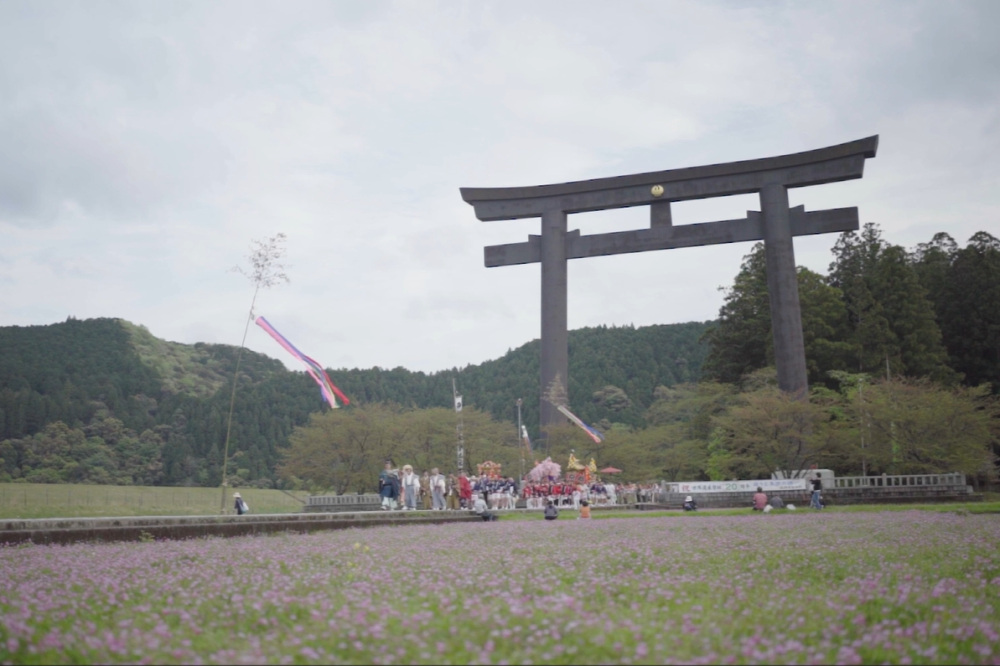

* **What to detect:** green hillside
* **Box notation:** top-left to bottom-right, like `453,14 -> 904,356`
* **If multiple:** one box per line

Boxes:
0,317 -> 711,487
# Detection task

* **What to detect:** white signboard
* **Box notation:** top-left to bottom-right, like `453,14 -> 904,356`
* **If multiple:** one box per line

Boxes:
669,479 -> 808,494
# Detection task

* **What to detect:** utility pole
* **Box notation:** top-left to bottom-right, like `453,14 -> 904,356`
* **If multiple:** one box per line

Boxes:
517,398 -> 524,482
858,377 -> 867,477
453,379 -> 464,474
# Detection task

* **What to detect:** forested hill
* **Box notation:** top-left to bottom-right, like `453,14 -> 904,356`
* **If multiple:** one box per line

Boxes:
0,317 -> 710,487
332,320 -> 709,431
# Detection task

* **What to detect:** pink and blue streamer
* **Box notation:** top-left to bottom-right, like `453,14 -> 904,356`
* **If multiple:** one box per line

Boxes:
556,405 -> 604,443
254,316 -> 349,408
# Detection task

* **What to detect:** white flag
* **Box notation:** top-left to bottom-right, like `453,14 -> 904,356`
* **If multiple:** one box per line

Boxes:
454,395 -> 463,412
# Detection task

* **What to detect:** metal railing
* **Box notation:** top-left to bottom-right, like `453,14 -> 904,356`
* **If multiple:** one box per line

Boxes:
307,494 -> 382,508
833,473 -> 967,489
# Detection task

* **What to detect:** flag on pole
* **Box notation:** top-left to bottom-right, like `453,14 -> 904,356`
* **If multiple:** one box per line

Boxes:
521,424 -> 531,452
454,395 -> 463,412
254,316 -> 349,408
556,405 -> 604,443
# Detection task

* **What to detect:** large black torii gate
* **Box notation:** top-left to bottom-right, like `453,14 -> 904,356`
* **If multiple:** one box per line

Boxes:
461,136 -> 878,427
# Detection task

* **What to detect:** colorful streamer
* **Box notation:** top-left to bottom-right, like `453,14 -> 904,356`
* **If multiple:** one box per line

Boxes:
254,316 -> 349,408
556,405 -> 604,443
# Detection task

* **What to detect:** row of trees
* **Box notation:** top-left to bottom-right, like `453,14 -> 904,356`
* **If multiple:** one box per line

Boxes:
279,372 -> 997,492
702,225 -> 1000,391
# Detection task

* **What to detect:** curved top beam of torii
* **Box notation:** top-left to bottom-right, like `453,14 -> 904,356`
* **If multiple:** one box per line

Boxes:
461,135 -> 878,221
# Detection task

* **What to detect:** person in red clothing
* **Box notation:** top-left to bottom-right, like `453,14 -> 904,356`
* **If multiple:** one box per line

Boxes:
752,487 -> 768,511
458,472 -> 473,509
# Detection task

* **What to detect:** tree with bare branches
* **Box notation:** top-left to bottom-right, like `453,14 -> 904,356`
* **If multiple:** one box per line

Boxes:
220,233 -> 289,512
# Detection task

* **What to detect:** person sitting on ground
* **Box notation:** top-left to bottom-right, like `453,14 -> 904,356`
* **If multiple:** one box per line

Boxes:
682,495 -> 697,511
752,487 -> 768,511
578,500 -> 591,520
769,495 -> 785,509
472,492 -> 496,521
543,500 -> 559,521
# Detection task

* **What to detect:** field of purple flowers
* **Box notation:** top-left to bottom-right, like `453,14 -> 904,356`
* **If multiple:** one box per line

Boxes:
2,511 -> 999,664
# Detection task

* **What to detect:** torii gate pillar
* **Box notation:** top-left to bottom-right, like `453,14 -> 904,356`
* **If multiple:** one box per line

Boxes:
462,136 -> 878,426
760,182 -> 808,397
540,209 -> 569,426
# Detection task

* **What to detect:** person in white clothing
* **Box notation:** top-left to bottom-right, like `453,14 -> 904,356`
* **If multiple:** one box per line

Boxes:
430,468 -> 447,510
401,465 -> 421,510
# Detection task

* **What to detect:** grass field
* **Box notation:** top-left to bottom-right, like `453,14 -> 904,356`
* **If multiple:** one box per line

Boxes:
1,509 -> 998,664
0,483 -> 310,519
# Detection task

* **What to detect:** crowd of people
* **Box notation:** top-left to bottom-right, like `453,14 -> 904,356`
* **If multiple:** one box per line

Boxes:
521,481 -> 619,509
376,460 -> 650,512
375,461 -> 827,515
377,461 -> 523,512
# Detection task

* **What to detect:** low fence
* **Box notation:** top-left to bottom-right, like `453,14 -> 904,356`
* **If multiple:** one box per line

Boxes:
655,473 -> 976,509
305,494 -> 383,513
832,472 -> 966,489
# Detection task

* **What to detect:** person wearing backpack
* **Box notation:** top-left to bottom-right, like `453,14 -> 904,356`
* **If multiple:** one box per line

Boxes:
233,492 -> 249,515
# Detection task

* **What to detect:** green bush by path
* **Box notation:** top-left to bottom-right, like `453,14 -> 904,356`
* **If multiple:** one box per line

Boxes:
0,483 -> 309,519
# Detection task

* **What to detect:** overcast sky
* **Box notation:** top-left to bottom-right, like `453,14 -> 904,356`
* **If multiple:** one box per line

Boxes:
2,0 -> 998,377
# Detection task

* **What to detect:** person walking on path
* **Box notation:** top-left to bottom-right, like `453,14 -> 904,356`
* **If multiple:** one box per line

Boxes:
459,472 -> 473,509
420,471 -> 432,510
430,468 -> 447,510
446,474 -> 460,510
810,474 -> 824,510
378,461 -> 400,510
401,465 -> 421,510
234,492 -> 249,515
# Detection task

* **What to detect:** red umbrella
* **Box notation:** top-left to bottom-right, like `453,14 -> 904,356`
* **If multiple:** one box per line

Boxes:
600,466 -> 623,474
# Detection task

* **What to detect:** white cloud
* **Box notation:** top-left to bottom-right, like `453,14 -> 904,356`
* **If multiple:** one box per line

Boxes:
1,0 -> 998,376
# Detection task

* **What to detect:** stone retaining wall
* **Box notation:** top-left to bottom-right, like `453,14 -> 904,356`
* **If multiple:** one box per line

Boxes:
0,511 -> 480,546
